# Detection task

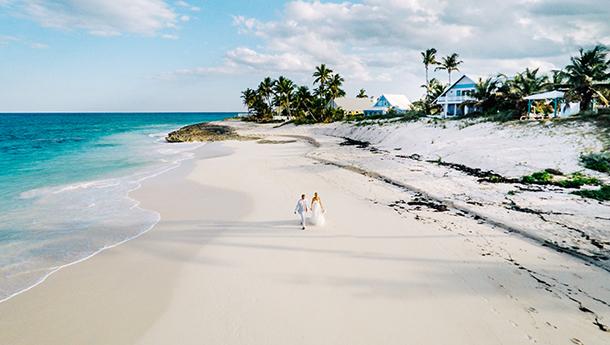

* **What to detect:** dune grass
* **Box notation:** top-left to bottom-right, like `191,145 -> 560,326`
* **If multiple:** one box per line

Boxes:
581,152 -> 610,174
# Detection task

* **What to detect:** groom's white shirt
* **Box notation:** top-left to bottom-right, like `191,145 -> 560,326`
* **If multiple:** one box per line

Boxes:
295,199 -> 307,213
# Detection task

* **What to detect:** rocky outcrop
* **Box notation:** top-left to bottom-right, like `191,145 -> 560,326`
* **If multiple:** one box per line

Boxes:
166,123 -> 252,142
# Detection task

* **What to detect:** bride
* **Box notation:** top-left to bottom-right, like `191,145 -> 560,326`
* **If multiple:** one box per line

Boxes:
309,192 -> 326,226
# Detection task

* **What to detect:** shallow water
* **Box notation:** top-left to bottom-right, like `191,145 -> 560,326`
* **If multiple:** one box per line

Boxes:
0,112 -> 233,301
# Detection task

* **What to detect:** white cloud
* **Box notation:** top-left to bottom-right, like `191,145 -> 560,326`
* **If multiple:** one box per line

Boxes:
161,33 -> 179,40
3,0 -> 187,36
29,42 -> 48,49
0,35 -> 19,45
0,34 -> 49,49
168,0 -> 610,99
175,0 -> 200,12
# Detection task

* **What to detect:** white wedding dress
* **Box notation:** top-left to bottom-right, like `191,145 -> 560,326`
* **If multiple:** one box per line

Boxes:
309,200 -> 325,226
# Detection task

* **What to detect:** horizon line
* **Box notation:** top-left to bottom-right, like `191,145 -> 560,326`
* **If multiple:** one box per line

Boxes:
0,111 -> 242,114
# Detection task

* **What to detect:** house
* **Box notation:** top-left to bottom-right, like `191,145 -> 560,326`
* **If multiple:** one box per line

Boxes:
433,75 -> 477,117
364,94 -> 411,116
330,97 -> 375,116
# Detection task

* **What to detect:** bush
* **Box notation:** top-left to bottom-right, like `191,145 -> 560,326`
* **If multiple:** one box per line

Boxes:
521,170 -> 600,188
480,110 -> 520,123
397,111 -> 426,122
573,185 -> 610,201
556,173 -> 601,188
292,117 -> 317,125
522,171 -> 553,184
581,152 -> 610,173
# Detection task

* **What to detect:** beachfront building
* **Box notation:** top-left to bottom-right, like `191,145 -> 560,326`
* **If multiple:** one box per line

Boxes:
364,94 -> 411,116
522,90 -> 580,119
433,75 -> 477,117
330,97 -> 375,116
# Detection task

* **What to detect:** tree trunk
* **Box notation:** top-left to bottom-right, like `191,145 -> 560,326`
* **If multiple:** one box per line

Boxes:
425,66 -> 429,89
583,89 -> 595,112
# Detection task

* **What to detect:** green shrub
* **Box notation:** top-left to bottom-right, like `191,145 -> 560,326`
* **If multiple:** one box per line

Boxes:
521,170 -> 600,188
556,173 -> 601,188
395,111 -> 426,123
573,185 -> 610,201
581,152 -> 610,173
598,108 -> 610,115
481,110 -> 520,123
522,171 -> 553,184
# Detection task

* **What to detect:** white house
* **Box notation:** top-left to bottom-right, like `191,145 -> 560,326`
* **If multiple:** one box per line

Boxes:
364,94 -> 411,116
330,97 -> 375,116
433,75 -> 477,117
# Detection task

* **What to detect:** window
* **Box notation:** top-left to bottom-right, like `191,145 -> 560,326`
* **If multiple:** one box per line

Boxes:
456,90 -> 461,96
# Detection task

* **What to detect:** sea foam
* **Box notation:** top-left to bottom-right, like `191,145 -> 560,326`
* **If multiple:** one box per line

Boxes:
0,113 -> 223,303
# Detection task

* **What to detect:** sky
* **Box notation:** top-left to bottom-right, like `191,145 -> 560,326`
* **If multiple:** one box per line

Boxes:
0,0 -> 609,112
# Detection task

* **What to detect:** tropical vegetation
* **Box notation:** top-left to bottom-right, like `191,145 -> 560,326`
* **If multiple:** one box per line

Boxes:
413,45 -> 610,120
242,45 -> 609,125
580,152 -> 610,174
435,53 -> 463,85
241,64 -> 346,123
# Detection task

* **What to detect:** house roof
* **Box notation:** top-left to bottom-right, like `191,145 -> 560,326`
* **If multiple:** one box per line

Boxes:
333,97 -> 375,111
378,94 -> 411,109
433,74 -> 477,104
524,90 -> 565,100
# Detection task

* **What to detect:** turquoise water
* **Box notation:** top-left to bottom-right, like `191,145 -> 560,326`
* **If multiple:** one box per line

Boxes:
0,113 -> 234,301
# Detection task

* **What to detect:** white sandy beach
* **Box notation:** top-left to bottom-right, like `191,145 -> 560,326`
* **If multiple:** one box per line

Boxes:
1,125 -> 609,345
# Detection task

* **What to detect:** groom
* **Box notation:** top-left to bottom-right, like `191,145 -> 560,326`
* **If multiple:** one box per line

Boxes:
294,194 -> 308,230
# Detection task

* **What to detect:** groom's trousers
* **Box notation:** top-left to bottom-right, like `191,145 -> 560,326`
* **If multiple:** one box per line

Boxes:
298,211 -> 305,226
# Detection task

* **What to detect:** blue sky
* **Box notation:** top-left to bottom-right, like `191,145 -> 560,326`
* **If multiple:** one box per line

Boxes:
1,0 -> 609,112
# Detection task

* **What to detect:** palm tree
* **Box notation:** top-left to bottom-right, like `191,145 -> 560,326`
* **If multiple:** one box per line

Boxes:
564,45 -> 610,111
313,64 -> 333,87
240,88 -> 257,114
435,53 -> 463,84
416,78 -> 445,114
421,48 -> 438,87
273,76 -> 295,117
327,73 -> 346,101
468,77 -> 500,112
356,89 -> 368,98
550,69 -> 567,87
495,68 -> 550,115
420,78 -> 445,101
511,67 -> 550,97
257,77 -> 274,110
294,86 -> 317,122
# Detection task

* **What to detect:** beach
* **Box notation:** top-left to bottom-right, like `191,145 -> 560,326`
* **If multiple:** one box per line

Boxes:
1,123 -> 609,345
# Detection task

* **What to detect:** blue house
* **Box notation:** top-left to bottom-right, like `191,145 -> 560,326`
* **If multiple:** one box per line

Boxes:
364,94 -> 411,116
433,75 -> 477,117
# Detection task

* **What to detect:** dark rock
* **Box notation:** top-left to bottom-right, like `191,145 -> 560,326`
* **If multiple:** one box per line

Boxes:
166,123 -> 251,143
339,137 -> 370,148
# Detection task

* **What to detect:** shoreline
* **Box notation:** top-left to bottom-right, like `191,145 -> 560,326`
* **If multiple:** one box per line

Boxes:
0,141 -> 242,344
1,124 -> 609,344
0,136 -> 203,304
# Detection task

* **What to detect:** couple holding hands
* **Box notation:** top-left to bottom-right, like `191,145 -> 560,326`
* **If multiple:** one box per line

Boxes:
294,192 -> 325,230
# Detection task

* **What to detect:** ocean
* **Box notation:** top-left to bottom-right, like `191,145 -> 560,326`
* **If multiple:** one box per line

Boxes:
0,112 -> 234,302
